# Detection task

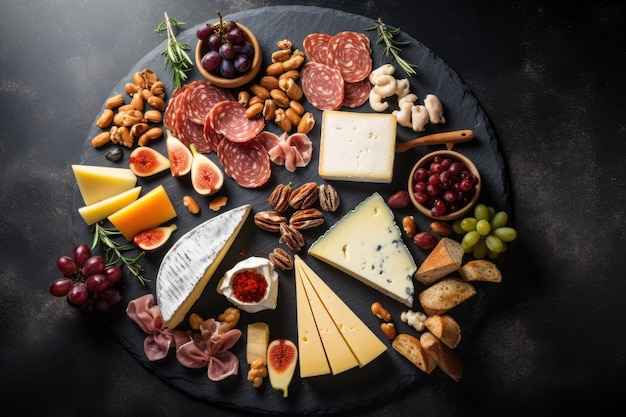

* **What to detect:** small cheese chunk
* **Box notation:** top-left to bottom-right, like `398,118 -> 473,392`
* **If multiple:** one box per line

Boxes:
72,164 -> 137,205
318,110 -> 397,183
107,185 -> 177,241
77,186 -> 142,226
308,192 -> 416,306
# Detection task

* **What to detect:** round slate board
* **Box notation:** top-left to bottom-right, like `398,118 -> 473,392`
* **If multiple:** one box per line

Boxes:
73,5 -> 509,415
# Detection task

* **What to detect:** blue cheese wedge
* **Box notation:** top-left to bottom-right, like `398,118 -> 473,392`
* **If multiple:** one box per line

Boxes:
318,110 -> 397,183
308,193 -> 415,306
156,205 -> 251,328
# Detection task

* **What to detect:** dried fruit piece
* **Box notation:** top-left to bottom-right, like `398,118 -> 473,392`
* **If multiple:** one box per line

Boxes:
190,143 -> 224,195
267,339 -> 298,397
128,147 -> 170,177
133,224 -> 177,251
166,131 -> 193,177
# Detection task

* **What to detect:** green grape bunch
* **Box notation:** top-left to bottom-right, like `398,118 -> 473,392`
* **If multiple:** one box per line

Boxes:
452,204 -> 517,260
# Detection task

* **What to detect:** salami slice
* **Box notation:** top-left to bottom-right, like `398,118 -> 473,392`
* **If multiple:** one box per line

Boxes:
164,85 -> 188,138
300,61 -> 345,111
217,137 -> 271,188
202,112 -> 225,153
183,80 -> 234,125
177,117 -> 209,152
209,100 -> 265,143
327,31 -> 372,83
303,33 -> 332,65
341,78 -> 371,108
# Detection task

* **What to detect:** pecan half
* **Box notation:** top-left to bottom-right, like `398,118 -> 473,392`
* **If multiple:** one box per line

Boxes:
289,182 -> 319,209
318,183 -> 340,212
289,208 -> 324,230
268,183 -> 291,212
269,247 -> 293,270
253,211 -> 287,233
279,222 -> 305,251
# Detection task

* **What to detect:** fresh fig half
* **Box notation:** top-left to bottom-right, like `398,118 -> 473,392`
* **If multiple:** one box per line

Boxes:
129,147 -> 170,177
165,130 -> 193,177
133,224 -> 178,251
190,143 -> 224,195
267,339 -> 298,397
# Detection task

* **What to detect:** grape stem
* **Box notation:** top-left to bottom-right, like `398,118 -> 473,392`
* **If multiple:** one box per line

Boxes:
91,223 -> 149,286
155,12 -> 193,88
366,18 -> 417,77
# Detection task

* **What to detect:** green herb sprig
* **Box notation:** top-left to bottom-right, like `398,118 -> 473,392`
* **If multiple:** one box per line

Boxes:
91,223 -> 149,286
367,18 -> 417,77
155,12 -> 193,88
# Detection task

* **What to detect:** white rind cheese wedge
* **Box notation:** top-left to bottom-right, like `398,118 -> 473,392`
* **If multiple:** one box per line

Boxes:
294,259 -> 332,378
156,204 -> 251,329
308,192 -> 416,307
72,164 -> 137,205
296,256 -> 387,368
318,110 -> 396,183
77,186 -> 141,225
296,259 -> 359,375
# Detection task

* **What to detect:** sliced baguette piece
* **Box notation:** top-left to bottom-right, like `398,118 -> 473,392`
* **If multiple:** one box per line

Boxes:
424,315 -> 461,349
392,333 -> 436,374
414,237 -> 464,285
459,259 -> 502,282
420,331 -> 463,382
418,277 -> 476,316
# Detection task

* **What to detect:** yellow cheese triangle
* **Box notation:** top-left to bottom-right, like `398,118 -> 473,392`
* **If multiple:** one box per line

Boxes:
294,257 -> 332,378
77,186 -> 142,226
72,164 -> 137,205
297,257 -> 387,368
295,257 -> 359,376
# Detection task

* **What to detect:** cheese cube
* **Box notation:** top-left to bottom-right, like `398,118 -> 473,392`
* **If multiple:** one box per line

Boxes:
318,111 -> 397,183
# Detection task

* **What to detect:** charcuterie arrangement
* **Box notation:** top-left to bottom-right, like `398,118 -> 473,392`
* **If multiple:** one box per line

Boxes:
50,6 -> 515,414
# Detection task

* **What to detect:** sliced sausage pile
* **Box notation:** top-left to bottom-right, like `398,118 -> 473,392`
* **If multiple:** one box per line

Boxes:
165,80 -> 313,188
302,31 -> 372,110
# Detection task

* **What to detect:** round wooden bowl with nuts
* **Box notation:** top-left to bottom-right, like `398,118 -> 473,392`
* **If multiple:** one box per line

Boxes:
408,150 -> 481,221
195,23 -> 262,89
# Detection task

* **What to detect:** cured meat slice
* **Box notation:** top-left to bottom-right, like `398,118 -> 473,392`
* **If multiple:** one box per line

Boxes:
303,32 -> 332,65
256,130 -> 282,152
327,31 -> 373,83
210,100 -> 265,143
164,85 -> 188,139
177,117 -> 209,152
202,112 -> 225,153
183,80 -> 234,125
342,78 -> 371,108
217,137 -> 271,188
301,61 -> 344,111
266,132 -> 313,172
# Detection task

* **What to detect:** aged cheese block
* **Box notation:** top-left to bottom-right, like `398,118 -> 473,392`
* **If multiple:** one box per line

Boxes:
296,256 -> 387,367
72,164 -> 137,205
318,110 -> 396,183
308,192 -> 416,306
296,258 -> 359,375
107,184 -> 177,241
156,205 -> 251,329
77,186 -> 142,225
294,258 -> 332,378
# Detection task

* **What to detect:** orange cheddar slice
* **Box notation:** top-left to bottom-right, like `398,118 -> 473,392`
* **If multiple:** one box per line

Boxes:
108,185 -> 177,240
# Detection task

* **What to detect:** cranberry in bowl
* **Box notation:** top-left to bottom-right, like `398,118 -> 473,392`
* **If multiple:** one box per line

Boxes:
408,150 -> 481,221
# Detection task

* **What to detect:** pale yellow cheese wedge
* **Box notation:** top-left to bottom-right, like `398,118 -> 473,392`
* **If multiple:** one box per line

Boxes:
77,186 -> 142,226
108,184 -> 176,240
72,164 -> 137,205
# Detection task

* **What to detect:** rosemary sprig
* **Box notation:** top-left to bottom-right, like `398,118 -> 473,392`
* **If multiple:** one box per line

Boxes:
367,18 -> 417,77
91,223 -> 149,286
155,12 -> 193,88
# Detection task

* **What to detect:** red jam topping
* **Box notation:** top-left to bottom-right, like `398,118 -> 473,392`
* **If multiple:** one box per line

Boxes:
231,269 -> 268,303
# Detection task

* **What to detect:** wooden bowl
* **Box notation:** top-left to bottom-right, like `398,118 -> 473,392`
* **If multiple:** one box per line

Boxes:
408,150 -> 481,221
194,23 -> 262,89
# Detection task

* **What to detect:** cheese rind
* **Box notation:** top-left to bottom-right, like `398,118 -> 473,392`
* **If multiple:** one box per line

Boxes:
156,205 -> 251,329
296,256 -> 387,367
308,192 -> 416,306
107,185 -> 177,241
72,164 -> 137,205
318,110 -> 396,183
77,186 -> 142,225
294,259 -> 332,378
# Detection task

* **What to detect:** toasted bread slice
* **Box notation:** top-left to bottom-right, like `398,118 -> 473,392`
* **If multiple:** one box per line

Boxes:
414,238 -> 464,285
459,259 -> 502,282
424,315 -> 461,349
420,331 -> 463,382
418,277 -> 476,316
392,333 -> 436,374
